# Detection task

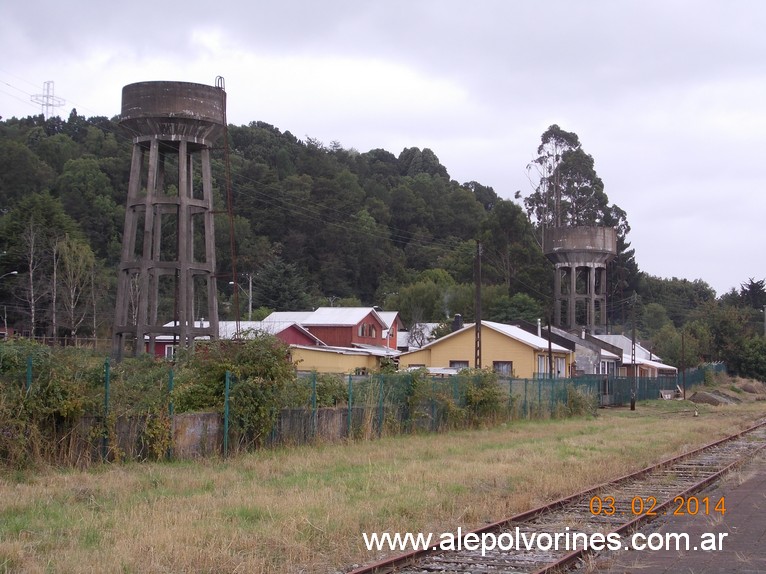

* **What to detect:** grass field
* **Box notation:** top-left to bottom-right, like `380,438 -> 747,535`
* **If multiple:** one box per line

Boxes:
1,381 -> 764,573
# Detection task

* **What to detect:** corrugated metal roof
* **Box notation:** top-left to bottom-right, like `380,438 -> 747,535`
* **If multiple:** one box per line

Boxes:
302,307 -> 380,326
377,311 -> 400,329
595,334 -> 657,360
482,321 -> 570,352
263,308 -> 393,327
262,311 -> 313,323
352,343 -> 401,357
620,354 -> 678,372
407,321 -> 570,353
155,320 -> 324,344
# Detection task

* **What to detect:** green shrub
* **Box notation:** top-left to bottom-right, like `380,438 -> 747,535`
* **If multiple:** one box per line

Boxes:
565,384 -> 599,417
462,369 -> 505,425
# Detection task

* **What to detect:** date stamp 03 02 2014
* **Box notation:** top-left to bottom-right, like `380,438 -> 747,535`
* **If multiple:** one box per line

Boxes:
589,495 -> 726,517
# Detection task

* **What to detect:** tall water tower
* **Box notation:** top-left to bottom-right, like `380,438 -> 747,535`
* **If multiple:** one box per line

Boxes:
112,81 -> 225,359
544,226 -> 617,333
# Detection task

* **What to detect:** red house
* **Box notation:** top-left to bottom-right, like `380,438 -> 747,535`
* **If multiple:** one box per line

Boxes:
146,309 -> 402,359
264,308 -> 401,350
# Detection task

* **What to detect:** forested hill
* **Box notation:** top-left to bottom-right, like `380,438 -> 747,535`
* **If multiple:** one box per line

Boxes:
0,111 -> 557,325
1,111 -> 765,377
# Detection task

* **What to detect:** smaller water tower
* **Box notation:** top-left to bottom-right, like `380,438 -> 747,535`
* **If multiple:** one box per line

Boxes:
544,227 -> 617,333
112,81 -> 225,359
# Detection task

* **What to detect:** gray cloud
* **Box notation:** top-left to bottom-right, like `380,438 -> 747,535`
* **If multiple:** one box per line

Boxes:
1,0 -> 764,296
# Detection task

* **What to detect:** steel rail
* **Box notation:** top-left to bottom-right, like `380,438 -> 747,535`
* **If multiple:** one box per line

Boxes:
347,420 -> 766,574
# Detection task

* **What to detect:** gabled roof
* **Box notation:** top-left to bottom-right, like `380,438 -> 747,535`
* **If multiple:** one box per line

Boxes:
405,320 -> 570,354
262,311 -> 314,324
594,334 -> 658,361
265,307 -> 387,327
152,320 -> 324,345
377,311 -> 402,330
482,321 -> 570,352
351,343 -> 400,357
290,344 -> 394,357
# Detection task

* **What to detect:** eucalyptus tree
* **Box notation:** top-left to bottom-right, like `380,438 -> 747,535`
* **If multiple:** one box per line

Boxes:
520,125 -> 638,325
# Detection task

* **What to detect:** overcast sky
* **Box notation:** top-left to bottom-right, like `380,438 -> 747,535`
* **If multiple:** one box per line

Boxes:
1,0 -> 764,297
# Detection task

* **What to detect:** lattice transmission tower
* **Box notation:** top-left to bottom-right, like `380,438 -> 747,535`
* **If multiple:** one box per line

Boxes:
31,81 -> 65,118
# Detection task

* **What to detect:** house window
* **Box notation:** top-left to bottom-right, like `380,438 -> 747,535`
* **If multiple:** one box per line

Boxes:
165,345 -> 176,359
358,324 -> 364,337
555,357 -> 566,378
449,360 -> 469,370
493,361 -> 513,377
537,355 -> 547,378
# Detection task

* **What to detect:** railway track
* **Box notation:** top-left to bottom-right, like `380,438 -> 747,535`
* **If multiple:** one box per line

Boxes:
348,421 -> 766,574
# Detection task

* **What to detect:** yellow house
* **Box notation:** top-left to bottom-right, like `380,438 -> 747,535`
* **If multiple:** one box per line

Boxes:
398,321 -> 573,378
289,344 -> 394,374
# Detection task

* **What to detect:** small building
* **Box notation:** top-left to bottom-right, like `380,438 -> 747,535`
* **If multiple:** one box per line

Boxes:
398,320 -> 572,379
148,309 -> 404,373
147,320 -> 324,359
398,322 -> 441,352
289,344 -> 397,375
509,320 -> 623,376
593,334 -> 677,377
264,307 -> 398,350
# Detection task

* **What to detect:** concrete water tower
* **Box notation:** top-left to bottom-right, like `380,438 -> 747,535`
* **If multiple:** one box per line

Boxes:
544,227 -> 617,333
112,81 -> 225,359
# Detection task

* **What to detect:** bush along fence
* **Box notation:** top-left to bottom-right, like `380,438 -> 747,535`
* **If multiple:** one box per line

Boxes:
0,340 -> 727,468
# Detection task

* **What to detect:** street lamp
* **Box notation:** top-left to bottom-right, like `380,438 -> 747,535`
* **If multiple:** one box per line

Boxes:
0,271 -> 18,280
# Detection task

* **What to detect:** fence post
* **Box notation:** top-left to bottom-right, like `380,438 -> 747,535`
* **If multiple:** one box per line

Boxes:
377,374 -> 384,438
167,368 -> 174,460
25,356 -> 32,393
311,372 -> 317,438
102,357 -> 110,461
523,379 -> 528,419
430,378 -> 436,431
347,374 -> 353,439
223,370 -> 231,458
168,368 -> 174,417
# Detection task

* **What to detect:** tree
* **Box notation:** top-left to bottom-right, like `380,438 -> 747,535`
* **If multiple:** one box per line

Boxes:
739,336 -> 766,382
56,235 -> 95,341
0,140 -> 55,207
642,302 -> 671,337
523,124 -> 581,229
740,278 -> 766,309
0,192 -> 83,336
398,147 -> 449,178
521,125 -> 633,327
480,200 -> 548,296
488,293 -> 544,323
55,157 -> 121,261
252,257 -> 311,311
18,221 -> 48,337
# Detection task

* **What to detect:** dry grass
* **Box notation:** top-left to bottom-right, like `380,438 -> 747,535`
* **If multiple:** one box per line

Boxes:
0,396 -> 764,574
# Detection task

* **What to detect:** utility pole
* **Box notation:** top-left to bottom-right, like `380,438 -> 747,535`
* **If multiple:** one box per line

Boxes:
681,330 -> 686,400
474,241 -> 482,369
247,272 -> 253,321
630,293 -> 637,411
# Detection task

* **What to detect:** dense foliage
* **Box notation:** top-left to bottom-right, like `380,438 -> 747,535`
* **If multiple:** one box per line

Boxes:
0,112 -> 764,377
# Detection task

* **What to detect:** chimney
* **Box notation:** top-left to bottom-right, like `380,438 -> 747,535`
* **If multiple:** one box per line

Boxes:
452,314 -> 464,332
